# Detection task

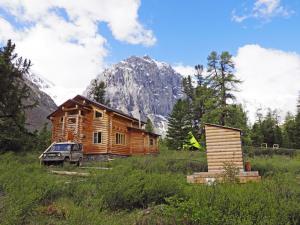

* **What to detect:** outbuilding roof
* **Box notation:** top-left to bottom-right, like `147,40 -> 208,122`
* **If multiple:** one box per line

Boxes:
205,123 -> 242,132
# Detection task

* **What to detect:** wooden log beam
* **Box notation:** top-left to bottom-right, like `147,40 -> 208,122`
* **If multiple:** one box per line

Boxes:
50,170 -> 90,177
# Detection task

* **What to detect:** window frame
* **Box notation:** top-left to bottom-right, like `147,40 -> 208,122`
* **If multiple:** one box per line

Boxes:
94,110 -> 103,119
115,132 -> 126,145
68,117 -> 76,124
93,132 -> 102,144
149,138 -> 154,146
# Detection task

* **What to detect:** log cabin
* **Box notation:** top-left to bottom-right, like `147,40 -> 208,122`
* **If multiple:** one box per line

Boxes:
47,95 -> 160,155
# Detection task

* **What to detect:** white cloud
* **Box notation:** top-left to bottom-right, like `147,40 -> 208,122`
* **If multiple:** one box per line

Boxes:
0,0 -> 156,104
232,0 -> 293,23
234,44 -> 300,122
173,64 -> 195,77
173,46 -> 300,123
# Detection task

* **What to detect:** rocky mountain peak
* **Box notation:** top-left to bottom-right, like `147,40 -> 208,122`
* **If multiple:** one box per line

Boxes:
85,56 -> 183,135
23,73 -> 57,131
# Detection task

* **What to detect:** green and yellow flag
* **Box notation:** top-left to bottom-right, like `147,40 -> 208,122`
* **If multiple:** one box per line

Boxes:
183,131 -> 204,151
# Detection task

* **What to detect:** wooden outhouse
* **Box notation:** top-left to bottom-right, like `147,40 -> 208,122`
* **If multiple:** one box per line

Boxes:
47,95 -> 160,155
187,123 -> 260,184
205,123 -> 244,172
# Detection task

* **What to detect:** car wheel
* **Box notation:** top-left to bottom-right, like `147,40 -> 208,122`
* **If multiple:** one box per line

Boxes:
77,158 -> 83,167
63,157 -> 70,166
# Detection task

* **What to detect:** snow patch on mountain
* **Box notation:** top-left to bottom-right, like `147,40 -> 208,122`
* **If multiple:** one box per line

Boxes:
85,56 -> 183,136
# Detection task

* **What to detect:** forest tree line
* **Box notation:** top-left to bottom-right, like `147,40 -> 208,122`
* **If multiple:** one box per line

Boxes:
1,40 -> 299,152
166,51 -> 300,150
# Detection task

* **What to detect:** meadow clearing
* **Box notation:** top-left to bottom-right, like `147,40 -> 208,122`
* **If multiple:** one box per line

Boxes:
0,145 -> 299,225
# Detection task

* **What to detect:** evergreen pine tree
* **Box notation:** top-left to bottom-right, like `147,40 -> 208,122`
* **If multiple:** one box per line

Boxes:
89,79 -> 110,105
145,117 -> 154,133
166,99 -> 192,150
193,75 -> 218,138
294,93 -> 300,148
206,51 -> 241,125
0,40 -> 34,151
282,112 -> 296,148
195,64 -> 204,86
250,109 -> 281,147
182,75 -> 194,101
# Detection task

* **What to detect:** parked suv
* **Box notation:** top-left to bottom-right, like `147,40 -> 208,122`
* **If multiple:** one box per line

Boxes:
40,142 -> 83,166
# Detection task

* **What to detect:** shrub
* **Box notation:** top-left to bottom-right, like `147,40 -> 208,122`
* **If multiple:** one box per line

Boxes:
161,175 -> 300,225
109,150 -> 207,174
95,167 -> 184,210
221,162 -> 240,183
250,155 -> 300,176
243,146 -> 298,158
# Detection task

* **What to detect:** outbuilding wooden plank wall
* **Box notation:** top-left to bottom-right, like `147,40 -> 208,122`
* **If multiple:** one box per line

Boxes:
205,124 -> 243,172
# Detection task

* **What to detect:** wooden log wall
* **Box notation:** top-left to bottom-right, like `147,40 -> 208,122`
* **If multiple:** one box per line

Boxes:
82,107 -> 109,154
130,130 -> 145,154
148,135 -> 159,153
205,125 -> 244,173
51,111 -> 65,142
50,99 -> 160,155
110,115 -> 131,155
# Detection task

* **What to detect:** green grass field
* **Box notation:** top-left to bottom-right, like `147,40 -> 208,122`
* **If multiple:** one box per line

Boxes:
0,147 -> 300,225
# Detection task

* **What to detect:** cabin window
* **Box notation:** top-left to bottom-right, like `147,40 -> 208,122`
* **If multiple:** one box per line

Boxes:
68,118 -> 76,124
150,138 -> 154,146
60,117 -> 64,123
94,110 -> 103,119
93,132 -> 102,144
116,133 -> 125,145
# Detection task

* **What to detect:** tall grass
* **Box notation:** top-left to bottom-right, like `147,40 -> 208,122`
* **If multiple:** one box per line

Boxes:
0,149 -> 299,225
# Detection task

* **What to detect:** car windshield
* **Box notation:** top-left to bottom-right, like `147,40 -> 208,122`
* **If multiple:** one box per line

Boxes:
51,144 -> 72,152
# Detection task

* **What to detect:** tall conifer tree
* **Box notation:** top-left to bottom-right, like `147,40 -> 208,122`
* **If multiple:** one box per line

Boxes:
295,93 -> 300,148
166,99 -> 192,150
206,51 -> 241,125
0,40 -> 34,151
89,80 -> 110,105
145,117 -> 154,133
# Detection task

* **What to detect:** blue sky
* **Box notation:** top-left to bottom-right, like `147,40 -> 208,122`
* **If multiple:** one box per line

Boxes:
102,0 -> 300,66
0,0 -> 299,121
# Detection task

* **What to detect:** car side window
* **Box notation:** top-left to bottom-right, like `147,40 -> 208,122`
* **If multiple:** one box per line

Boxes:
72,144 -> 79,151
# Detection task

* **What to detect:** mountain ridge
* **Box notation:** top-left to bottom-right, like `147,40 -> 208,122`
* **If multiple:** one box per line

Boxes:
85,55 -> 184,135
24,73 -> 57,131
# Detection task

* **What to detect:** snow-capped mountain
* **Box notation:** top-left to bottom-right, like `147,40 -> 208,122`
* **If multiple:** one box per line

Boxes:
25,73 -> 58,101
23,73 -> 57,131
85,56 -> 183,135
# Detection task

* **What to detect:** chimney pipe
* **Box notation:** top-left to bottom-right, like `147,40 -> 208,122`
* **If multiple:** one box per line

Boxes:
138,110 -> 141,129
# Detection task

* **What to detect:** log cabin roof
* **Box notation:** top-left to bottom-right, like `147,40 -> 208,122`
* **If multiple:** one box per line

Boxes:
74,95 -> 147,124
205,123 -> 242,133
47,99 -> 92,119
47,95 -> 147,124
127,126 -> 161,137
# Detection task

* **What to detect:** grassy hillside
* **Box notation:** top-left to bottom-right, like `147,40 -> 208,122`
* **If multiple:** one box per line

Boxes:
0,147 -> 299,225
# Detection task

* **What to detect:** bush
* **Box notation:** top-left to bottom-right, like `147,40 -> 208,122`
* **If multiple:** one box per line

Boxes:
0,153 -> 65,225
243,146 -> 298,158
108,150 -> 207,174
250,155 -> 300,176
1,149 -> 300,225
95,167 -> 185,210
161,175 -> 300,225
